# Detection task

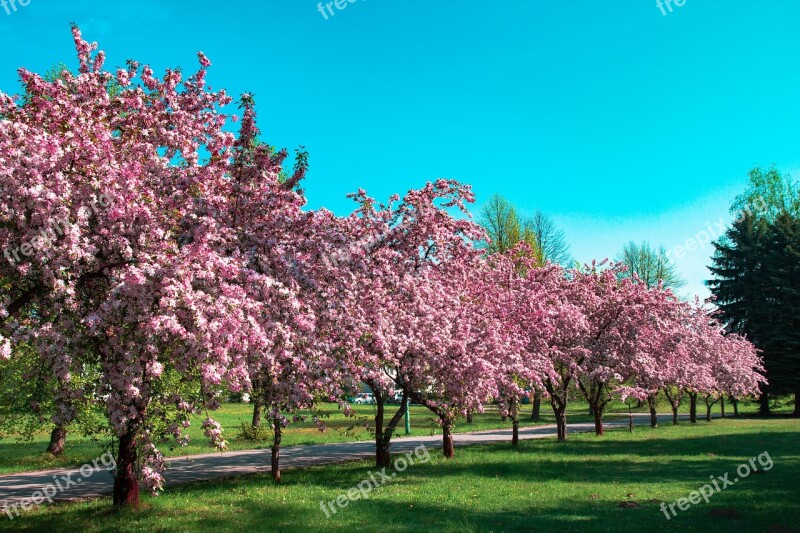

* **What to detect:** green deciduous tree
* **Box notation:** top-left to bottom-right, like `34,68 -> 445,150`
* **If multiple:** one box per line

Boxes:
617,241 -> 685,290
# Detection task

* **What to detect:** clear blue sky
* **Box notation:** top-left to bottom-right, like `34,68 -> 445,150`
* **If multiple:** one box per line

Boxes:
2,0 -> 800,299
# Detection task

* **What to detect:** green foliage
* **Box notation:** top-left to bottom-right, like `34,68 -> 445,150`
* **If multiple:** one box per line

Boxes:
709,167 -> 800,398
479,193 -> 541,259
236,421 -> 273,442
617,241 -> 685,290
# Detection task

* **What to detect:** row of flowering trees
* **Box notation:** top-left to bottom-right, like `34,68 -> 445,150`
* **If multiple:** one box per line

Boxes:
0,29 -> 766,509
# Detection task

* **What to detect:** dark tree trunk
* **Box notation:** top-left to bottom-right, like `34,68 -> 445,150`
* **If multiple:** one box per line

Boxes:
794,392 -> 799,417
706,404 -> 712,422
112,431 -> 139,508
647,396 -> 658,429
46,427 -> 67,456
374,391 -> 390,468
466,410 -> 473,424
689,393 -> 698,423
550,398 -> 567,441
663,388 -> 681,425
442,418 -> 455,458
531,392 -> 542,421
731,396 -> 739,417
593,406 -> 604,436
251,400 -> 262,428
512,417 -> 519,446
271,420 -> 282,484
373,383 -> 409,468
510,399 -> 519,447
411,391 -> 454,458
759,392 -> 770,416
720,396 -> 725,418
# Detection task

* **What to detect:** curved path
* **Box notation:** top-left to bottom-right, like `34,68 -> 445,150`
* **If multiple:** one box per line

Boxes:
0,413 -> 685,509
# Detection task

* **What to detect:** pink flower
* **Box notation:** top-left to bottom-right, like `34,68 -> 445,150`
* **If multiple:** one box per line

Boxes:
197,51 -> 212,68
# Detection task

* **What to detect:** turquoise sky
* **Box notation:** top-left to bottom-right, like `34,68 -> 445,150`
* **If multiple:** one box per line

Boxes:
2,0 -> 800,299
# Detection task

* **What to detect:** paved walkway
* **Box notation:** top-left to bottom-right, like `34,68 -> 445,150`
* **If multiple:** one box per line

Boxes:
0,413 -> 682,507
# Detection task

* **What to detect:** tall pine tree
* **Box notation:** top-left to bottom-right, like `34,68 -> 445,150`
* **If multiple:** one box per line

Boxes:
709,168 -> 800,415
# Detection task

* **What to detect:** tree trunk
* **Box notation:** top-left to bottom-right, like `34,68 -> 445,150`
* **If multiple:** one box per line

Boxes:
794,392 -> 799,417
374,392 -> 390,468
720,396 -> 725,418
374,384 -> 409,468
759,392 -> 770,416
251,400 -> 262,428
689,393 -> 698,423
731,396 -> 739,417
466,410 -> 473,424
46,427 -> 67,456
271,420 -> 282,484
592,405 -> 604,436
442,418 -> 455,459
706,404 -> 712,422
112,431 -> 139,508
511,417 -> 519,446
671,404 -> 679,424
531,392 -> 541,421
647,396 -> 658,429
510,399 -> 519,447
551,399 -> 567,441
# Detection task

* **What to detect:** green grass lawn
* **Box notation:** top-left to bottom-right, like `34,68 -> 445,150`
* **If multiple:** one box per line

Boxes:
4,417 -> 798,532
0,396 -> 790,476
